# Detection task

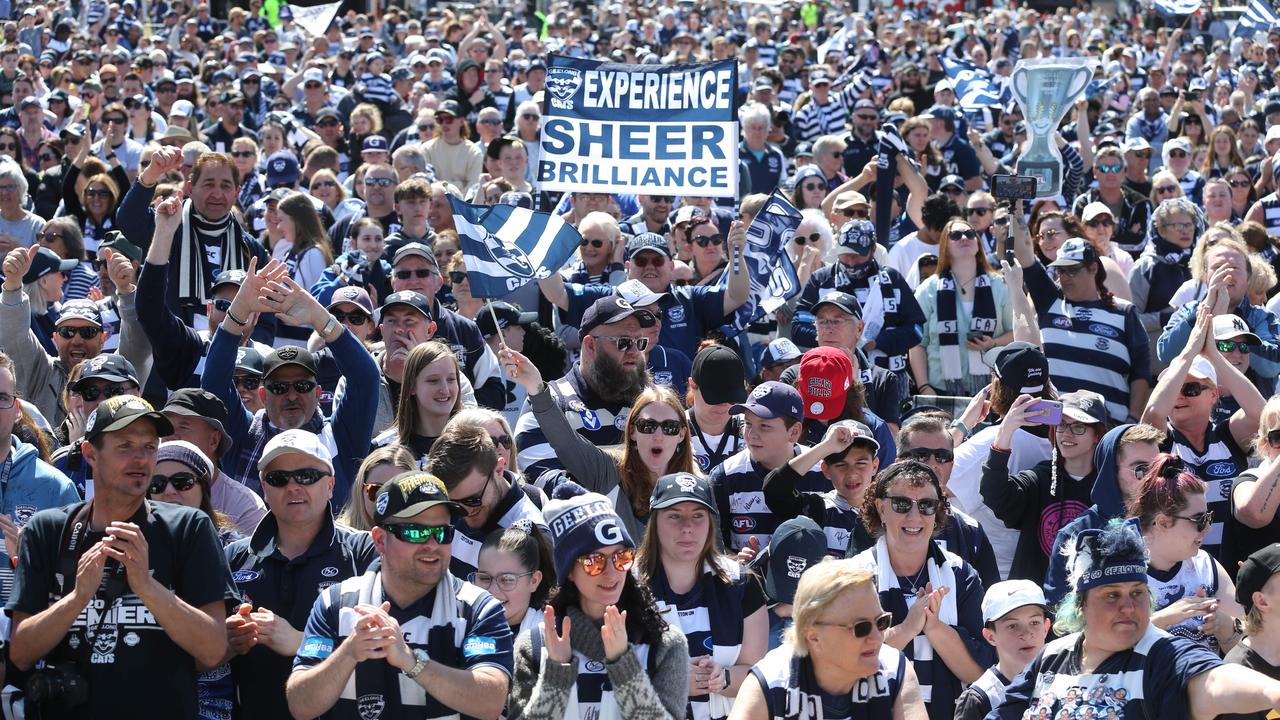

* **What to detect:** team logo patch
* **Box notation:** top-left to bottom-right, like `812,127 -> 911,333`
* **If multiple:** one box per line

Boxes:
357,693 -> 385,720
677,475 -> 698,492
1052,317 -> 1072,329
320,566 -> 340,577
232,569 -> 261,584
579,409 -> 601,430
654,371 -> 673,386
278,347 -> 299,361
299,635 -> 335,660
375,492 -> 390,516
1205,462 -> 1236,478
486,240 -> 536,279
546,67 -> 583,110
123,632 -> 140,647
809,401 -> 825,416
584,659 -> 606,673
463,635 -> 498,658
91,623 -> 118,664
786,555 -> 808,578
13,504 -> 35,526
1088,323 -> 1120,339
667,304 -> 686,324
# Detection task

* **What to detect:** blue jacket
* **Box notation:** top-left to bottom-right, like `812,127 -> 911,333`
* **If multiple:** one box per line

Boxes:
1043,423 -> 1133,605
1158,298 -> 1280,380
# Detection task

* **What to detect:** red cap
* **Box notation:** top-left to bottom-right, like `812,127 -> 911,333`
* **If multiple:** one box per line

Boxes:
798,347 -> 853,421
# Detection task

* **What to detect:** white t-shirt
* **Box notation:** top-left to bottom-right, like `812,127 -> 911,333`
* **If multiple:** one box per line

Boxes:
887,232 -> 941,289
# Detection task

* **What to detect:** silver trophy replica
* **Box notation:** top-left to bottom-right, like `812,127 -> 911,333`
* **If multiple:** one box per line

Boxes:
1009,57 -> 1097,198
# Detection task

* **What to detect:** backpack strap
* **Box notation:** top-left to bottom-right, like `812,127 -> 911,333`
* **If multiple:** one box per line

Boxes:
530,616 -> 545,670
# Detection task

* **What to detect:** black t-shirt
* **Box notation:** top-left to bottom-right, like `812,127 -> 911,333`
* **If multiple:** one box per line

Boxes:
8,500 -> 237,720
1221,642 -> 1280,720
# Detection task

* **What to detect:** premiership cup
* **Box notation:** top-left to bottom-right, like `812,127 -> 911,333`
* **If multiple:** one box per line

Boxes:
1010,58 -> 1096,198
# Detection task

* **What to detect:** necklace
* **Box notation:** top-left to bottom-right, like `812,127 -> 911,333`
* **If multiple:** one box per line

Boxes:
901,565 -> 929,594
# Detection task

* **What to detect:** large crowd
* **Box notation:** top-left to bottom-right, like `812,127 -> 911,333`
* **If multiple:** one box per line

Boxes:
9,0 -> 1280,719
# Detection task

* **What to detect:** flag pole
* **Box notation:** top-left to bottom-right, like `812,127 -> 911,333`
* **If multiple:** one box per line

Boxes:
486,299 -> 510,354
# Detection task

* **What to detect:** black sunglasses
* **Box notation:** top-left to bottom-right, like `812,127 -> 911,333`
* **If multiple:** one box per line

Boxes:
265,379 -> 318,395
57,326 -> 103,340
452,472 -> 494,508
149,472 -> 199,494
1180,382 -> 1211,398
1172,510 -> 1214,533
75,383 -> 131,401
793,232 -> 822,245
233,375 -> 261,390
886,496 -> 939,515
580,238 -> 605,249
395,269 -> 434,280
262,467 -> 328,487
634,418 -> 683,436
448,271 -> 467,284
332,310 -> 369,326
694,234 -> 723,247
949,229 -> 977,241
899,447 -> 954,464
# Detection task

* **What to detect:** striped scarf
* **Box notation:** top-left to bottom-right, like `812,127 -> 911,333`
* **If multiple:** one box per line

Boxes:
936,271 -> 996,382
176,200 -> 249,307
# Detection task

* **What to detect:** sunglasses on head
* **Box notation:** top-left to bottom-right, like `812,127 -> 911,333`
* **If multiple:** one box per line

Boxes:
694,234 -> 723,247
593,335 -> 648,353
1172,510 -> 1214,533
1180,382 -> 1211,397
816,611 -> 894,638
634,418 -> 683,436
265,379 -> 317,395
886,495 -> 939,515
576,548 -> 634,576
233,375 -> 261,390
75,383 -> 131,401
1217,340 -> 1250,353
332,310 -> 369,325
262,467 -> 328,487
57,326 -> 102,340
149,472 -> 199,495
395,268 -> 435,280
383,522 -> 455,544
899,447 -> 954,464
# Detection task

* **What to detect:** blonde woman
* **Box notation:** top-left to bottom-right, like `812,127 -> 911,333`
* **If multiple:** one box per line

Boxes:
335,444 -> 416,531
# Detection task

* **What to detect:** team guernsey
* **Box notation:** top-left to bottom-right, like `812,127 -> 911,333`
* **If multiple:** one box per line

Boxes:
1164,420 -> 1247,555
293,571 -> 514,720
450,483 -> 548,579
1148,551 -> 1221,654
752,643 -> 905,720
688,412 -> 746,474
514,364 -> 629,478
1037,296 -> 1148,423
709,446 -> 830,551
991,625 -> 1222,720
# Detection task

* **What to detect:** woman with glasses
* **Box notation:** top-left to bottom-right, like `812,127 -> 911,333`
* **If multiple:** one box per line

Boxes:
1131,454 -> 1243,654
1163,138 -> 1206,205
786,211 -> 831,291
231,137 -> 265,211
309,168 -> 347,215
124,94 -> 156,144
790,165 -> 828,211
847,461 -> 992,720
372,340 -> 463,463
1130,197 -> 1199,363
447,251 -> 484,321
336,444 -> 417,531
567,212 -> 624,285
636,471 -> 768,720
473,522 -> 555,640
1079,203 -> 1136,280
503,347 -> 694,541
507,481 -> 689,720
910,217 -> 1014,397
1226,167 -> 1257,221
34,139 -> 62,174
729,560 -> 926,720
38,217 -> 97,301
62,140 -> 125,252
1149,169 -> 1186,208
688,215 -> 728,286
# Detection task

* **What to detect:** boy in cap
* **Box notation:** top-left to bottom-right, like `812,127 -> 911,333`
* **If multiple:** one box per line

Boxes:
953,580 -> 1051,720
758,516 -> 827,649
688,344 -> 748,472
1227,543 -> 1280,697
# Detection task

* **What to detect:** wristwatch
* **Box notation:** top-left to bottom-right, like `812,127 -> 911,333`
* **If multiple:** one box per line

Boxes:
404,647 -> 431,678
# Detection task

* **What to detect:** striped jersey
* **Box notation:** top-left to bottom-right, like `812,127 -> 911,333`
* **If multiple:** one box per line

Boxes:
1164,420 -> 1247,556
751,643 -> 905,720
1038,295 -> 1149,422
792,97 -> 849,143
514,365 -> 629,479
1259,192 -> 1280,237
688,412 -> 746,475
450,482 -> 548,580
1148,551 -> 1221,654
293,572 -> 514,720
953,666 -> 1010,720
709,446 -> 831,551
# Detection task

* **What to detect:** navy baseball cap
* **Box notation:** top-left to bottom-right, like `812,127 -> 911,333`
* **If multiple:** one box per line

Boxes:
731,381 -> 803,421
625,233 -> 671,260
265,151 -> 299,186
764,517 -> 826,603
580,296 -> 656,336
380,290 -> 433,320
477,301 -> 535,338
362,135 -> 389,153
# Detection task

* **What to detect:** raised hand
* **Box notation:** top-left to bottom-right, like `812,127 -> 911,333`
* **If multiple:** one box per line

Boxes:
100,522 -> 155,598
229,257 -> 288,319
2,245 -> 35,292
822,421 -> 855,451
260,275 -> 328,329
105,248 -> 137,295
601,605 -> 629,662
726,220 -> 746,259
142,146 -> 183,186
153,188 -> 185,241
542,605 -> 572,664
499,348 -> 544,393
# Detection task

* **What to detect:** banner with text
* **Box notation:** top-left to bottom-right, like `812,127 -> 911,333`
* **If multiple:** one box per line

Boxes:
538,56 -> 739,197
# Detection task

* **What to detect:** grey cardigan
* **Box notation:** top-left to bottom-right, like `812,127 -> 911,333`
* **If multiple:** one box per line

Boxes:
506,605 -> 689,720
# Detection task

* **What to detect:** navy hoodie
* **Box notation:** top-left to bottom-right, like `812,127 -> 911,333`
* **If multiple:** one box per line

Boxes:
1043,423 -> 1133,605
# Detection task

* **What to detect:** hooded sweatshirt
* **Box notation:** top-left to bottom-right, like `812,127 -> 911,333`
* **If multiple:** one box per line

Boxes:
1043,423 -> 1133,604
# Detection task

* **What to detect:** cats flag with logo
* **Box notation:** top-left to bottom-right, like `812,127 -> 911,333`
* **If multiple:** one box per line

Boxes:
450,196 -> 583,298
716,192 -> 802,334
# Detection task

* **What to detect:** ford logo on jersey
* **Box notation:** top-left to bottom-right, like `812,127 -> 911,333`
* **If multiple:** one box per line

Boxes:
732,516 -> 756,532
1205,461 -> 1236,477
232,569 -> 261,583
1088,323 -> 1120,338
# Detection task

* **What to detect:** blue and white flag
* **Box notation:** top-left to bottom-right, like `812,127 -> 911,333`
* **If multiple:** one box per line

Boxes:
717,193 -> 802,334
1236,0 -> 1280,36
450,196 -> 582,298
1153,0 -> 1201,17
942,57 -> 1005,110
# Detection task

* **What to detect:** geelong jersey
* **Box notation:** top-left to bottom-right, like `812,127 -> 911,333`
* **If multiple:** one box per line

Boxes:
751,643 -> 905,720
1260,193 -> 1280,237
450,484 -> 548,579
1148,551 -> 1221,654
1040,298 -> 1145,422
514,364 -> 629,479
688,412 -> 746,474
709,446 -> 830,551
1165,420 -> 1247,555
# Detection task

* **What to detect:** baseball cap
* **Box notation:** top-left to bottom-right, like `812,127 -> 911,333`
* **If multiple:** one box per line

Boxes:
301,68 -> 326,85
74,353 -> 138,386
837,220 -> 876,256
392,242 -> 439,268
262,345 -> 319,378
1122,137 -> 1151,153
764,517 -> 826,603
625,232 -> 671,260
1268,125 -> 1280,144
752,77 -> 774,92
374,471 -> 464,524
731,380 -> 803,421
56,299 -> 103,328
760,338 -> 803,367
671,205 -> 706,227
982,341 -> 1049,394
1212,314 -> 1262,345
691,345 -> 747,405
436,99 -> 462,117
170,99 -> 195,118
1081,202 -> 1114,223
1048,237 -> 1098,268
833,191 -> 869,213
162,388 -> 233,454
649,472 -> 716,513
265,151 -> 300,186
1237,543 -> 1280,611
84,395 -> 173,443
982,579 -> 1049,623
236,346 -> 265,376
380,290 -> 433,320
939,174 -> 965,191
362,135 -> 389,153
1187,355 -> 1218,386
99,231 -> 144,264
827,419 -> 880,457
922,105 -> 958,123
794,142 -> 815,159
614,279 -> 670,308
477,301 -> 536,338
1060,390 -> 1108,425
809,69 -> 831,85
812,291 -> 862,318
257,429 -> 334,474
326,285 -> 375,316
580,296 -> 657,336
314,107 -> 341,122
799,347 -> 853,422
212,269 -> 248,292
24,247 -> 78,284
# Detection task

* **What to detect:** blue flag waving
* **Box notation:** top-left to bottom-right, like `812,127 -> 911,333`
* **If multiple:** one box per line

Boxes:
1236,0 -> 1280,36
450,196 -> 582,298
716,193 -> 802,334
1153,0 -> 1201,16
941,56 -> 1006,110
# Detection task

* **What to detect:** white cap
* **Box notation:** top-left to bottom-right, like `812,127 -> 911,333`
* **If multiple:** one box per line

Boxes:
982,579 -> 1048,623
1188,355 -> 1218,386
1267,125 -> 1280,143
614,278 -> 669,307
169,99 -> 194,118
258,429 -> 334,474
1212,314 -> 1262,344
1081,202 -> 1114,222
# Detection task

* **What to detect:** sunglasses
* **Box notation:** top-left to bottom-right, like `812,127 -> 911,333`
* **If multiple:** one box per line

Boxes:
75,383 -> 131,401
264,379 -> 318,395
520,114 -> 541,121
1086,218 -> 1115,228
593,335 -> 648,353
1169,150 -> 1188,159
631,254 -> 666,268
793,232 -> 822,245
317,119 -> 340,128
1155,185 -> 1180,194
332,310 -> 369,325
383,522 -> 455,544
842,209 -> 870,219
363,177 -> 395,187
491,434 -> 513,449
1180,382 -> 1211,397
231,150 -> 256,158
899,447 -> 954,464
479,118 -> 504,125
576,548 -> 634,576
38,153 -> 57,163
1172,510 -> 1214,533
815,611 -> 894,638
694,234 -> 723,247
580,238 -> 606,249
149,471 -> 199,494
949,229 -> 977,241
84,188 -> 113,199
452,472 -> 494,508
212,298 -> 233,313
650,195 -> 674,203
1230,179 -> 1252,188
417,124 -> 437,133
233,375 -> 261,390
1216,339 -> 1251,353
262,467 -> 328,487
993,216 -> 1009,226
57,326 -> 103,340
965,207 -> 991,217
1096,164 -> 1124,174
468,570 -> 536,592
436,115 -> 458,124
634,418 -> 683,436
395,269 -> 435,280
313,180 -> 338,190
1132,150 -> 1152,158
885,495 -> 939,515
448,271 -> 468,285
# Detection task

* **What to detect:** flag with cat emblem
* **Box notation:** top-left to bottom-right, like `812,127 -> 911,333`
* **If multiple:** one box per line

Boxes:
450,196 -> 582,298
1153,0 -> 1201,16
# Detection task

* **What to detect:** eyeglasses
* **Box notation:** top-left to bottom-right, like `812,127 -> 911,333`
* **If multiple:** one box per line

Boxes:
231,150 -> 256,158
814,611 -> 893,638
363,177 -> 395,187
943,187 -> 965,196
576,548 -> 634,576
899,447 -> 954,464
1162,221 -> 1194,232
949,229 -> 977,241
316,119 -> 340,128
383,523 -> 455,544
0,392 -> 14,410
264,379 -> 318,395
966,207 -> 991,217
445,270 -> 468,285
1169,150 -> 1188,159
793,232 -> 822,245
634,418 -> 683,436
468,570 -> 535,591
57,326 -> 103,340
1057,264 -> 1090,279
801,182 -> 825,192
693,234 -> 723,247
74,383 -> 131,401
631,254 -> 666,268
1171,510 -> 1214,532
210,298 -> 233,313
1155,185 -> 1180,194
233,375 -> 261,390
885,495 -> 939,515
1086,218 -> 1115,228
593,335 -> 648,353
520,113 -> 541,121
312,180 -> 338,190
262,467 -> 328,487
84,188 -> 113,199
149,472 -> 199,494
1133,150 -> 1152,158
38,153 -> 57,163
855,113 -> 879,121
332,310 -> 369,325
479,118 -> 504,126
452,472 -> 494,508
1059,421 -> 1093,436
1230,179 -> 1252,188
580,238 -> 606,249
395,268 -> 435,280
1180,382 -> 1211,397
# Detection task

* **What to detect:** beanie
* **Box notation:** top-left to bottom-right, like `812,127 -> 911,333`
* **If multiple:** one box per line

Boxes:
543,481 -> 634,582
156,440 -> 215,480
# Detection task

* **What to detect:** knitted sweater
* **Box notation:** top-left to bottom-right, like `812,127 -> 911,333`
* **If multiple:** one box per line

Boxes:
507,605 -> 689,720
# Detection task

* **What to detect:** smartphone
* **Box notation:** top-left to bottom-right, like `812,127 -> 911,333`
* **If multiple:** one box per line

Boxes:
1187,89 -> 1202,102
1024,399 -> 1063,425
1004,246 -> 1016,267
992,174 -> 1038,201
